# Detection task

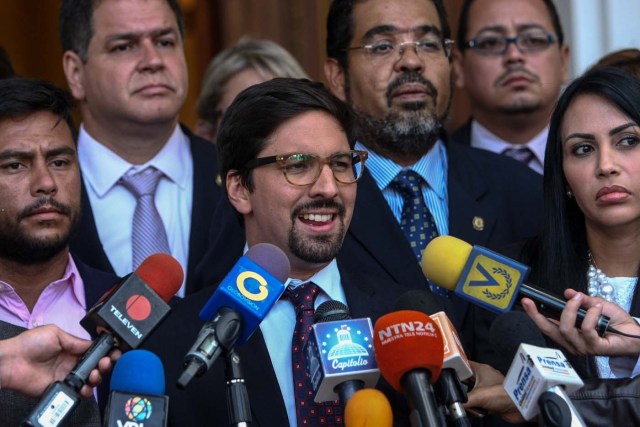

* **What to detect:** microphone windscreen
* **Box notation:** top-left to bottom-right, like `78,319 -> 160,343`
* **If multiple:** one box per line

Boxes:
314,300 -> 351,323
245,243 -> 291,283
421,235 -> 472,291
373,310 -> 444,392
489,311 -> 546,374
136,253 -> 184,302
110,350 -> 165,395
394,290 -> 443,315
345,388 -> 393,427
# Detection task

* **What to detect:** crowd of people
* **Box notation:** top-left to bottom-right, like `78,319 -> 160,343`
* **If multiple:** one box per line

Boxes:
1,0 -> 640,426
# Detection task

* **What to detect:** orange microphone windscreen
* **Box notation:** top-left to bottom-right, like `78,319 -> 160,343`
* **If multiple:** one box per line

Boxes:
136,253 -> 184,302
373,310 -> 444,392
421,235 -> 472,291
345,388 -> 393,427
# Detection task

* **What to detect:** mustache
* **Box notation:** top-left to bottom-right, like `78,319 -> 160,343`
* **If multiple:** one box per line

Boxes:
291,199 -> 346,221
386,72 -> 438,107
495,65 -> 541,86
17,197 -> 71,221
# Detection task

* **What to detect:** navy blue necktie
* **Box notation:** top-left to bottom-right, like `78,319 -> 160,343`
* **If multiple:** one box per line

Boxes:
391,170 -> 447,297
502,146 -> 535,165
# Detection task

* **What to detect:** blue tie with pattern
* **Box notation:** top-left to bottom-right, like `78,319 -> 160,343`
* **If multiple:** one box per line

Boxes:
391,170 -> 447,296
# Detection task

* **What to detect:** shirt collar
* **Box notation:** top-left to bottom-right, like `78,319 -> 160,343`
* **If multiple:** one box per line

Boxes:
471,120 -> 547,166
355,139 -> 448,198
78,124 -> 191,197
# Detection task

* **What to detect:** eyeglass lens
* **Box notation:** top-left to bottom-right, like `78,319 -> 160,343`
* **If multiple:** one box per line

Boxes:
282,152 -> 364,185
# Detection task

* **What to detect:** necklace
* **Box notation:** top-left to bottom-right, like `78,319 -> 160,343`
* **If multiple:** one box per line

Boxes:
587,251 -> 619,305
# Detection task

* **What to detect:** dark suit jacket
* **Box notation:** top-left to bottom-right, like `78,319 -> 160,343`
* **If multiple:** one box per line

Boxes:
70,126 -> 222,295
0,258 -> 117,426
451,120 -> 473,146
144,259 -> 432,426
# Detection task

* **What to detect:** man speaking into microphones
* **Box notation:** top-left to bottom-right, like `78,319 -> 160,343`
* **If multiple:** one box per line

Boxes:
143,79 -> 425,426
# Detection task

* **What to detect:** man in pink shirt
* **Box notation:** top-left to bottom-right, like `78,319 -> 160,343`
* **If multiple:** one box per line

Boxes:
0,77 -> 118,425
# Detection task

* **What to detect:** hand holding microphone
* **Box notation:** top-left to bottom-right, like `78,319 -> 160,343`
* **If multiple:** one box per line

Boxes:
422,235 -> 611,336
523,289 -> 640,357
23,254 -> 183,427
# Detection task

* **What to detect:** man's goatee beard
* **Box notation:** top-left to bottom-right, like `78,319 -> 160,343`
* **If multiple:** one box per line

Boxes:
354,108 -> 444,160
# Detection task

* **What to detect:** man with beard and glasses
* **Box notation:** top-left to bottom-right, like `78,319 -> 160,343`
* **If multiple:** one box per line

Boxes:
144,78 -> 420,426
451,0 -> 570,174
322,0 -> 543,373
0,78 -> 119,425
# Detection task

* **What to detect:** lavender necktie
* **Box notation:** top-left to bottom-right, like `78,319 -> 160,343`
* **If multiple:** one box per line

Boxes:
502,146 -> 535,165
119,167 -> 171,269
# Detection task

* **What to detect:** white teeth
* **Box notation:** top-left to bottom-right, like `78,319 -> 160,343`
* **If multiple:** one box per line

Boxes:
302,213 -> 333,222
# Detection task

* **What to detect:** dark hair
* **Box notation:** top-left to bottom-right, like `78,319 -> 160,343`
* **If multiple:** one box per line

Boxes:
0,46 -> 16,79
216,78 -> 356,193
326,0 -> 451,69
523,67 -> 640,296
456,0 -> 564,50
0,78 -> 76,138
59,0 -> 185,62
588,48 -> 640,77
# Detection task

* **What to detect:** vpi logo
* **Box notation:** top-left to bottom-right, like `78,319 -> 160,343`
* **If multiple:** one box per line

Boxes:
319,320 -> 374,373
236,271 -> 268,302
119,396 -> 152,427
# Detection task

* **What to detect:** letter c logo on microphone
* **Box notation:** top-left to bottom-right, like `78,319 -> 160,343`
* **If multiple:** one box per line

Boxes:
236,271 -> 268,301
126,295 -> 152,321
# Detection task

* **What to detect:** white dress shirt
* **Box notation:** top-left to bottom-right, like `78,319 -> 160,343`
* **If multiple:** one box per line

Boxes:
469,120 -> 547,175
78,125 -> 193,296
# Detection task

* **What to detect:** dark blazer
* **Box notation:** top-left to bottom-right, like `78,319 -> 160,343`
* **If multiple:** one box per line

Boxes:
451,120 -> 473,146
0,258 -> 117,427
70,126 -> 222,295
144,259 -> 433,426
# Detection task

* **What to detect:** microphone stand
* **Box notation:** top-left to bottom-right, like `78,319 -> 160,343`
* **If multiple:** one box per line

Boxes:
224,348 -> 251,427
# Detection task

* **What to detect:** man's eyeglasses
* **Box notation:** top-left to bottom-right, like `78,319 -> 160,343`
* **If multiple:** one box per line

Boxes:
463,31 -> 557,56
243,150 -> 368,186
348,37 -> 454,61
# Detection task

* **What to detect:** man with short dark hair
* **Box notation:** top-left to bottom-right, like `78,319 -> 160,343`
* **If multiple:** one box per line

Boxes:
145,78 -> 420,426
452,0 -> 570,173
0,77 -> 117,425
322,0 -> 543,366
60,0 -> 222,296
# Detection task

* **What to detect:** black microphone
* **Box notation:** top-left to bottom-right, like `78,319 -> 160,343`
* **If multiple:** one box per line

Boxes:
395,291 -> 472,427
307,300 -> 379,404
103,350 -> 169,427
22,254 -> 183,427
489,310 -> 547,375
422,236 -> 611,336
178,243 -> 290,389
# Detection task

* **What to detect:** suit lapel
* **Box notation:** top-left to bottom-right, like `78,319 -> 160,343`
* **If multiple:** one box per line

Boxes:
70,179 -> 115,274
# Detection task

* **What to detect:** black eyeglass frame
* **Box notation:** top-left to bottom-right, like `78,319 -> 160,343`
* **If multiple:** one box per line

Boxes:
463,32 -> 557,56
242,150 -> 368,186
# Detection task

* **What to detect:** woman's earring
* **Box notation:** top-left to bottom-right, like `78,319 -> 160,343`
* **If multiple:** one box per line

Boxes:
566,190 -> 573,199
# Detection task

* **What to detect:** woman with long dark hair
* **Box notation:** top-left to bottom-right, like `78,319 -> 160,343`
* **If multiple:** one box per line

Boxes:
521,66 -> 640,379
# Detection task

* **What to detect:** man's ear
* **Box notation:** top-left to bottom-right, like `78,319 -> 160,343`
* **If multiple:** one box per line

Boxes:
451,48 -> 466,89
324,58 -> 347,101
62,51 -> 87,101
226,171 -> 252,215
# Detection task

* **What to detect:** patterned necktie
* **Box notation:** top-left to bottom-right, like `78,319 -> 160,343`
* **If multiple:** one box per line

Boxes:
284,282 -> 343,426
119,167 -> 171,269
390,170 -> 447,297
502,146 -> 535,165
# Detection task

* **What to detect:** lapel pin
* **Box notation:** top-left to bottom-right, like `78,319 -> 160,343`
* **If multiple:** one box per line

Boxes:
472,216 -> 484,231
